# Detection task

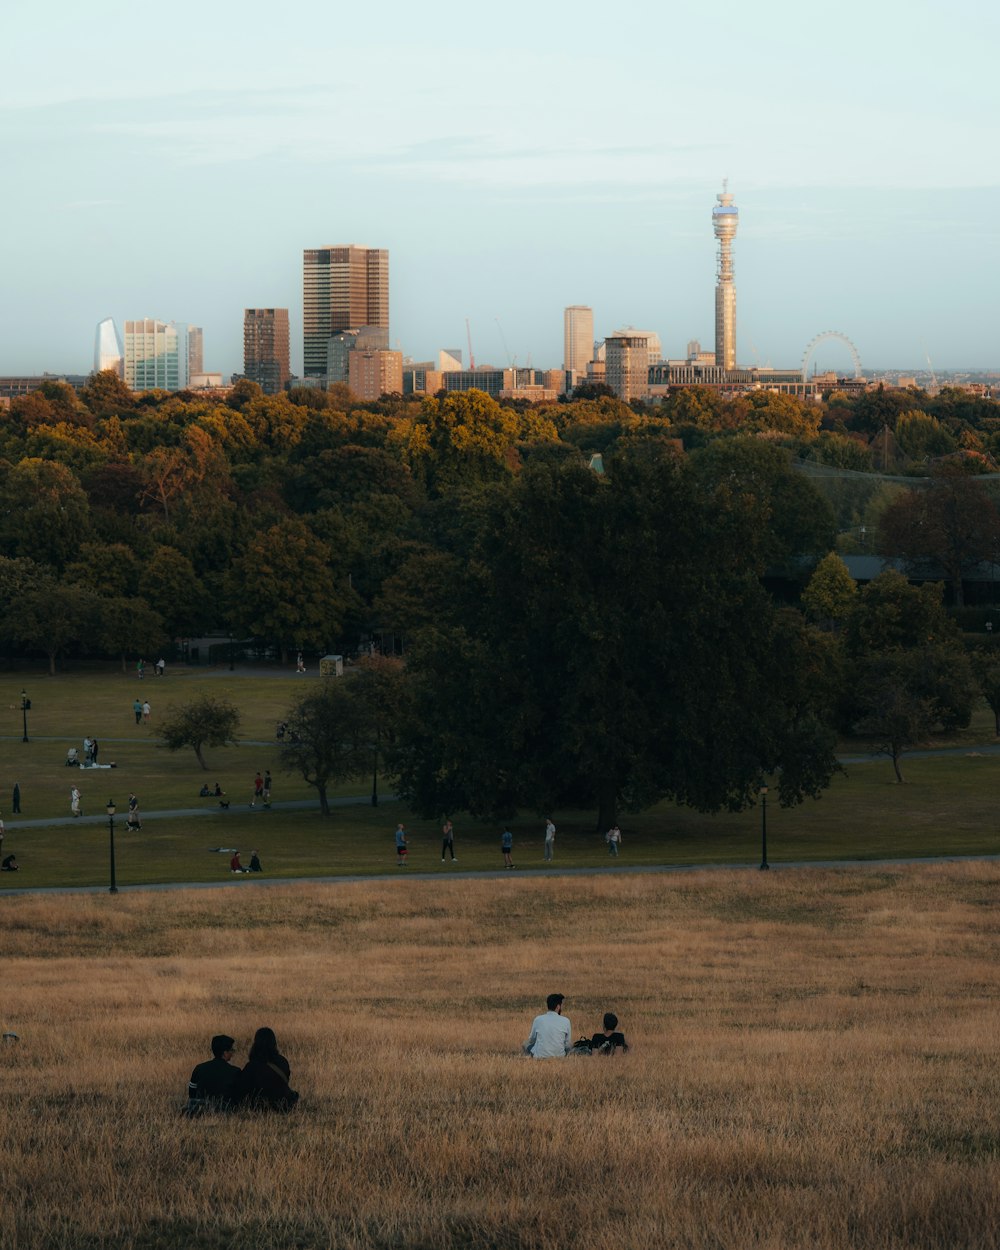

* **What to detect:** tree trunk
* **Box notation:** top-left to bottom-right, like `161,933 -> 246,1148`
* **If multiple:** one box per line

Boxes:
47,650 -> 57,677
318,784 -> 330,817
195,745 -> 208,770
891,745 -> 904,784
121,653 -> 127,675
596,779 -> 617,832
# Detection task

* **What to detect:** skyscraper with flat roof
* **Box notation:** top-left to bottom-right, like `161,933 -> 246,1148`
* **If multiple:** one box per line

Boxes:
563,305 -> 594,379
123,319 -> 187,391
187,325 -> 204,378
243,308 -> 290,395
303,245 -> 389,378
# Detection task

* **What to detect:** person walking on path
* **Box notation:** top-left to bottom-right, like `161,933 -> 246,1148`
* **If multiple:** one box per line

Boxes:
70,787 -> 82,818
606,824 -> 622,857
523,993 -> 571,1059
296,652 -> 306,674
12,782 -> 20,814
502,826 -> 514,869
142,700 -> 151,724
133,698 -> 142,725
263,771 -> 272,806
441,819 -> 456,863
137,659 -> 145,681
544,818 -> 556,861
395,823 -> 408,866
155,658 -> 165,677
127,793 -> 142,831
254,772 -> 264,801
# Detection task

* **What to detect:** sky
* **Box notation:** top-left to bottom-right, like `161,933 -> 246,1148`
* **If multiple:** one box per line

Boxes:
1,0 -> 998,379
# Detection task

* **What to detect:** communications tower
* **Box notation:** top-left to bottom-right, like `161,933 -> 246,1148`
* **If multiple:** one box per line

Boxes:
712,182 -> 739,370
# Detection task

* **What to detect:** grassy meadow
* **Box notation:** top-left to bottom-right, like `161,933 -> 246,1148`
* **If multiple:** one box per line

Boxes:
2,864 -> 999,1249
1,666 -> 1000,890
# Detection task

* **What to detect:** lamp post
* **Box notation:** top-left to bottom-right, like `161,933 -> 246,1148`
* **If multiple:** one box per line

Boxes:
229,633 -> 235,672
107,800 -> 118,895
20,689 -> 29,744
759,783 -> 769,871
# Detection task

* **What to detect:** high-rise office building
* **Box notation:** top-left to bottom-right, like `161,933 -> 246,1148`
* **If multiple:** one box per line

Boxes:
123,319 -> 187,391
713,183 -> 739,370
303,245 -> 389,378
187,325 -> 204,378
563,305 -> 594,379
94,318 -> 124,376
605,330 -> 660,402
243,308 -> 291,395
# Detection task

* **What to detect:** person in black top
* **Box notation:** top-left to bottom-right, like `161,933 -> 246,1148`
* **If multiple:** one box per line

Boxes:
590,1012 -> 629,1055
233,1026 -> 299,1111
248,851 -> 262,872
187,1034 -> 240,1112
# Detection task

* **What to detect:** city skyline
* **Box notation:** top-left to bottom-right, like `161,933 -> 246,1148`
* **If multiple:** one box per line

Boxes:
1,0 -> 997,379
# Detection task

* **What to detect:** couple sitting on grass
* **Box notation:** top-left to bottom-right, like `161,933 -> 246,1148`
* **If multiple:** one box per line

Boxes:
523,993 -> 629,1058
186,1027 -> 298,1114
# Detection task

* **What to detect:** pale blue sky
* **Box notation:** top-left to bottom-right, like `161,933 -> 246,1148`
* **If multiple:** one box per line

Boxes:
1,0 -> 997,378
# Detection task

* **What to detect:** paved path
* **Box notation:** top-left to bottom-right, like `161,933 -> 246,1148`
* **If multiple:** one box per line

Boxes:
3,794 -> 371,831
4,852 -> 999,898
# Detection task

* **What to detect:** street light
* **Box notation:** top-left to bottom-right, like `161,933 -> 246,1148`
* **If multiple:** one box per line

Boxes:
107,800 -> 119,895
20,689 -> 29,744
759,783 -> 770,871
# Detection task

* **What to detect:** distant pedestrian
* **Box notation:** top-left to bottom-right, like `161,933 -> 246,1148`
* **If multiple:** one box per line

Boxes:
296,652 -> 306,674
155,658 -> 165,677
137,659 -> 145,680
127,793 -> 141,831
12,782 -> 20,814
606,824 -> 621,857
70,787 -> 82,818
133,698 -> 142,725
263,771 -> 272,804
544,818 -> 556,861
91,737 -> 100,765
395,823 -> 408,866
142,701 -> 151,724
502,826 -> 514,869
441,818 -> 456,863
254,772 -> 264,800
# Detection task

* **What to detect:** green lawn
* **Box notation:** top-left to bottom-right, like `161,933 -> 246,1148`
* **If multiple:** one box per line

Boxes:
1,668 -> 998,890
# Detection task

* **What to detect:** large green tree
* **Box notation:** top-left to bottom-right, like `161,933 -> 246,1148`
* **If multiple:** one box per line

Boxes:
160,693 -> 241,770
392,449 -> 839,829
280,679 -> 372,815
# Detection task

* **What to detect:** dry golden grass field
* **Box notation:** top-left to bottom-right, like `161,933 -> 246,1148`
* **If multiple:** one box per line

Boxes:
2,864 -> 999,1250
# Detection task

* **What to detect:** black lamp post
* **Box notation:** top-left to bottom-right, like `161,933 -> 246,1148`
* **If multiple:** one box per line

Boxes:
107,800 -> 118,895
371,725 -> 380,807
20,689 -> 29,744
759,783 -> 770,871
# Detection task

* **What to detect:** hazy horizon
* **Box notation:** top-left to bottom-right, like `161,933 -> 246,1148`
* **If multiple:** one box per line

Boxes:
2,0 -> 997,380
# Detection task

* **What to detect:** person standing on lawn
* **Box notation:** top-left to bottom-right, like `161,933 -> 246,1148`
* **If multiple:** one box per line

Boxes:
441,818 -> 456,863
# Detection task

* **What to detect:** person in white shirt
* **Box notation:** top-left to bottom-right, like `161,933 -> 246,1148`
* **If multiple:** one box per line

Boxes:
523,993 -> 571,1058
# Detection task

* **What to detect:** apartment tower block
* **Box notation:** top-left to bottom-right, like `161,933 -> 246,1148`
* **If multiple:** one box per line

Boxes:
303,245 -> 389,378
244,308 -> 291,395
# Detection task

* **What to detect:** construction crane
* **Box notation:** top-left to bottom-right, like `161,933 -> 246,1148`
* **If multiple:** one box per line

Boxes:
465,318 -> 475,371
495,318 -> 513,367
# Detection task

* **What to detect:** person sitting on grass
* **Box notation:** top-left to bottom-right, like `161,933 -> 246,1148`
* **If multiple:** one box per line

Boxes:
590,1012 -> 629,1055
248,851 -> 262,873
523,993 -> 571,1059
199,784 -> 211,797
233,1027 -> 299,1111
230,851 -> 245,873
185,1034 -> 240,1114
1,854 -> 18,871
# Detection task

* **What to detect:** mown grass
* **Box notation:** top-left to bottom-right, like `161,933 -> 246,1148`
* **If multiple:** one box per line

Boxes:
1,864 -> 999,1249
1,670 -> 999,890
